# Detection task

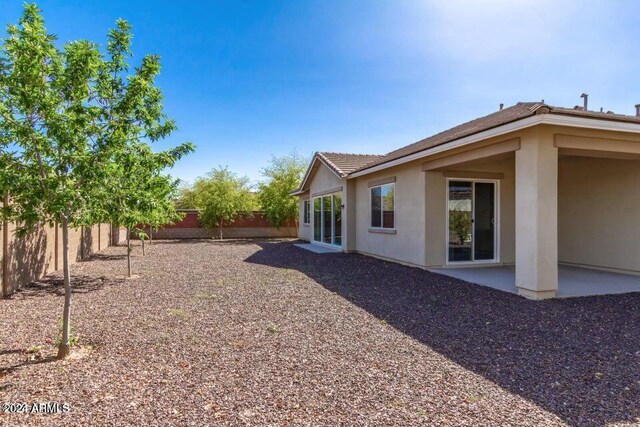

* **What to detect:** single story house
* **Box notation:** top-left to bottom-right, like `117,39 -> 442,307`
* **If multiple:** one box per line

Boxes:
292,101 -> 640,299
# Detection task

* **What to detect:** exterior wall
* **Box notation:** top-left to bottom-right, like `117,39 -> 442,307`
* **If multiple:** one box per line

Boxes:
354,161 -> 426,267
558,156 -> 640,273
141,211 -> 297,240
298,196 -> 311,241
150,226 -> 297,239
299,123 -> 640,283
309,164 -> 342,196
424,156 -> 516,268
2,222 -> 112,297
306,163 -> 345,246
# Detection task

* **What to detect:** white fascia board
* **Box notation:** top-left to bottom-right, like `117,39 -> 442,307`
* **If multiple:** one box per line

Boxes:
348,114 -> 640,178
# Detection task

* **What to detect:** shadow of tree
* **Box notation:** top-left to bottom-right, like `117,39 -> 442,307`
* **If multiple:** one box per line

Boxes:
245,240 -> 640,427
12,274 -> 124,299
4,226 -> 49,296
81,252 -> 127,262
0,354 -> 58,375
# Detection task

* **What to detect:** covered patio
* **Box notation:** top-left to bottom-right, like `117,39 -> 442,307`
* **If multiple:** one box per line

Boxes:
430,265 -> 640,298
423,120 -> 640,300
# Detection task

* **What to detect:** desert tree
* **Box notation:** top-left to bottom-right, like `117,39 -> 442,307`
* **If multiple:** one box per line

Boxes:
174,181 -> 197,209
108,142 -> 190,275
0,4 -> 192,358
257,152 -> 307,230
95,19 -> 193,275
0,4 -> 111,358
193,167 -> 254,239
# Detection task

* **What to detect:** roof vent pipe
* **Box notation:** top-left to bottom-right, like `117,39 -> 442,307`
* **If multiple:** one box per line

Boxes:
635,104 -> 640,117
580,93 -> 588,110
499,103 -> 504,111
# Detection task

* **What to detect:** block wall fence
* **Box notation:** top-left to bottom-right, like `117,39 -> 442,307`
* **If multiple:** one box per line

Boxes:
1,211 -> 295,297
136,210 -> 297,240
0,222 -> 115,297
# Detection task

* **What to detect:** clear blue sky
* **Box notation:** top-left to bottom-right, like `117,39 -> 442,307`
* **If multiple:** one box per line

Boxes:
2,1 -> 640,185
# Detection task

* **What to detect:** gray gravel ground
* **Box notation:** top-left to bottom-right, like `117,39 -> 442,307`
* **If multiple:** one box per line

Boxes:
1,239 -> 639,426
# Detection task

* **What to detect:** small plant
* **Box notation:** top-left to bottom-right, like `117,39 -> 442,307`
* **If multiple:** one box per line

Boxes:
27,345 -> 44,354
266,324 -> 280,334
55,319 -> 79,348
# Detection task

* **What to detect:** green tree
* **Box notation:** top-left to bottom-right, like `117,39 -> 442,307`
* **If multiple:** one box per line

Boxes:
94,19 -> 193,276
174,181 -> 197,209
257,152 -> 307,230
0,4 -> 111,359
194,167 -> 254,239
108,142 -> 191,276
0,4 -> 192,358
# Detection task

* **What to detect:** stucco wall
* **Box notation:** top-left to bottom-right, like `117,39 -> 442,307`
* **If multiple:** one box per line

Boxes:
558,156 -> 640,273
309,164 -> 342,196
2,223 -> 112,297
424,156 -> 516,268
298,196 -> 311,241
353,161 -> 426,267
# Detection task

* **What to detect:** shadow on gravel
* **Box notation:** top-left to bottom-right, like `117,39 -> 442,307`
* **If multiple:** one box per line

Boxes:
149,238 -> 296,246
82,253 -> 127,262
12,275 -> 124,299
245,240 -> 640,427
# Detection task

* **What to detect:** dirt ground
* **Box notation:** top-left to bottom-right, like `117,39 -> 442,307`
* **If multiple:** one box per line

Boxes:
1,239 -> 638,426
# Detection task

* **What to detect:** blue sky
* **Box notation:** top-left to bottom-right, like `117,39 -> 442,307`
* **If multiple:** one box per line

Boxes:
2,0 -> 640,185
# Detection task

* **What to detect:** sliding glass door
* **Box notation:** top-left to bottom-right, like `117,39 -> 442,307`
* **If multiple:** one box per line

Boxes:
447,180 -> 497,263
312,193 -> 342,246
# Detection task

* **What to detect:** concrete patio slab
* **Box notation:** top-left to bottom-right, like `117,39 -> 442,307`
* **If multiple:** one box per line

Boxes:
294,243 -> 342,254
429,264 -> 640,298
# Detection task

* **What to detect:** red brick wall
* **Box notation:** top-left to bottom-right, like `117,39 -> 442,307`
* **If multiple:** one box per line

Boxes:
138,210 -> 297,239
154,211 -> 296,229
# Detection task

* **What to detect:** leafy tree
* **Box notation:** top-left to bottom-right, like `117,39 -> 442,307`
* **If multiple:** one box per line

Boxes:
449,209 -> 471,244
174,181 -> 197,209
193,167 -> 254,239
94,20 -> 193,276
107,142 -> 191,276
0,4 -> 110,359
0,4 -> 192,358
257,152 -> 307,229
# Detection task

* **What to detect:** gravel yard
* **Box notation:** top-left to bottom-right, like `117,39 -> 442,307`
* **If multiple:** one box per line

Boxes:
1,239 -> 639,426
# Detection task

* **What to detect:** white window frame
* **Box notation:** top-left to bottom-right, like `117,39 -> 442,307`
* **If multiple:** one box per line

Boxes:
303,199 -> 310,224
369,183 -> 395,230
445,178 -> 500,265
312,193 -> 342,247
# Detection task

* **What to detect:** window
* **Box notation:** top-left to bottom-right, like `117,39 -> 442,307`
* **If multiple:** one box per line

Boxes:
370,183 -> 394,229
312,194 -> 342,246
303,200 -> 310,224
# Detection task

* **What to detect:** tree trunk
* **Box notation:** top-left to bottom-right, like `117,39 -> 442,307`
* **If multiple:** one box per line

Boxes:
149,225 -> 152,245
57,217 -> 72,359
127,228 -> 132,277
141,236 -> 145,256
219,221 -> 223,240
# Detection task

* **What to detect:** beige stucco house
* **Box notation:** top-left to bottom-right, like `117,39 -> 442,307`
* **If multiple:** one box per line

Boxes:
292,101 -> 640,299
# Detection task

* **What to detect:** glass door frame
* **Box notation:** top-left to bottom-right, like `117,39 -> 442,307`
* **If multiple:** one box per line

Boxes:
311,192 -> 343,248
445,178 -> 500,265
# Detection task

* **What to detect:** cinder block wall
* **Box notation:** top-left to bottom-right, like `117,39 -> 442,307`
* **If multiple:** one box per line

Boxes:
135,211 -> 298,240
1,222 -> 114,297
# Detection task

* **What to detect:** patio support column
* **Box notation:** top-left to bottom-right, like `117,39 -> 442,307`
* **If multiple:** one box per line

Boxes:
515,127 -> 558,299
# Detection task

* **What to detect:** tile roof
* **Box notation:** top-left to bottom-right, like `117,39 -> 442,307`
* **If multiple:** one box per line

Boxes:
317,152 -> 384,177
351,102 -> 640,174
294,101 -> 640,190
352,102 -> 544,173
